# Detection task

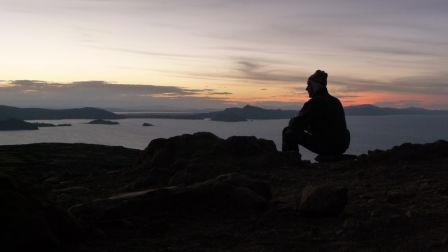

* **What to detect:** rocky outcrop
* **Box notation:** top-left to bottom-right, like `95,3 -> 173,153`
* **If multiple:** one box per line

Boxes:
133,132 -> 279,188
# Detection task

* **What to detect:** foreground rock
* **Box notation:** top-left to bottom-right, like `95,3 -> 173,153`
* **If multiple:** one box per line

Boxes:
1,138 -> 448,251
0,174 -> 82,251
298,184 -> 348,217
72,173 -> 271,225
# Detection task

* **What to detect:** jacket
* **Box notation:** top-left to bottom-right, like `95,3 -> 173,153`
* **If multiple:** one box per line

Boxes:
289,88 -> 350,148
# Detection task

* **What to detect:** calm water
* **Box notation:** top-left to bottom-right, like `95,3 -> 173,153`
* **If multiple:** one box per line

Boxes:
0,115 -> 447,160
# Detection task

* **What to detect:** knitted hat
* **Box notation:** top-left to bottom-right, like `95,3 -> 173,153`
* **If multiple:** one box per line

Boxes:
308,70 -> 328,86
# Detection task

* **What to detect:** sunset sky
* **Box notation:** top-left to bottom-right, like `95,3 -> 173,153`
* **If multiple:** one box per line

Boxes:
0,0 -> 447,110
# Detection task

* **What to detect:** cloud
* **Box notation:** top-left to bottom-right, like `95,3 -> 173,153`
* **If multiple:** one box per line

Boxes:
330,72 -> 448,96
0,80 -> 235,110
208,92 -> 232,95
169,59 -> 307,84
352,46 -> 435,57
91,46 -> 203,59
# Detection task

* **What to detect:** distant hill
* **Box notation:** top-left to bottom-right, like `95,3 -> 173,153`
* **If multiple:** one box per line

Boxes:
204,104 -> 448,121
87,119 -> 119,125
120,104 -> 448,122
344,104 -> 448,116
4,104 -> 445,122
206,105 -> 296,121
0,105 -> 122,120
0,118 -> 38,131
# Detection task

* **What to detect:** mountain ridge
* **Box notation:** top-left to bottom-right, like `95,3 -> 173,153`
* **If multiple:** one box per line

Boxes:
1,104 -> 447,122
0,105 -> 122,120
204,104 -> 448,121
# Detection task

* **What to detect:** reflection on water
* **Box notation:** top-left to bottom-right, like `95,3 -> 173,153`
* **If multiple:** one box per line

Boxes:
0,115 -> 447,161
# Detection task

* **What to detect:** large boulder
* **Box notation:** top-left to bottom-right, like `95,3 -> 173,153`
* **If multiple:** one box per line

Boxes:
133,132 -> 278,188
298,184 -> 348,217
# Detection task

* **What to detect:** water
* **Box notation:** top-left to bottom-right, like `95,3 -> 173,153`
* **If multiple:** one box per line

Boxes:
0,115 -> 447,161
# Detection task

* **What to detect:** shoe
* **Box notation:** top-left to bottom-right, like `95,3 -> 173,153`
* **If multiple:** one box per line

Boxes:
282,151 -> 302,162
315,154 -> 357,163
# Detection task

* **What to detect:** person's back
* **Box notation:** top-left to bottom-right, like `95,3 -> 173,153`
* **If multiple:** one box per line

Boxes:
306,91 -> 348,144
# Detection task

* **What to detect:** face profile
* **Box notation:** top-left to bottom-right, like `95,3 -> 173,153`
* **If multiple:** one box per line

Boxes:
306,81 -> 312,98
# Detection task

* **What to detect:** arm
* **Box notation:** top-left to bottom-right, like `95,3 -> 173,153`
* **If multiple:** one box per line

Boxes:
289,100 -> 314,131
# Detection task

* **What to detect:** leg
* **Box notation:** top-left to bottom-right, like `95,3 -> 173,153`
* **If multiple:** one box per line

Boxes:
282,126 -> 299,152
299,132 -> 348,155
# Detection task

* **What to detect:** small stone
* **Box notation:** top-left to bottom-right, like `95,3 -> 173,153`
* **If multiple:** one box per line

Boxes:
386,191 -> 401,203
43,176 -> 59,183
298,184 -> 348,217
420,182 -> 430,189
386,190 -> 416,204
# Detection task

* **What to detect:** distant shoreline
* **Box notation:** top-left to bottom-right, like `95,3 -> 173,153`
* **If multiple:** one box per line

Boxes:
1,104 -> 448,122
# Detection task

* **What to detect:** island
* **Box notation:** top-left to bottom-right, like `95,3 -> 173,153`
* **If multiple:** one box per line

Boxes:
0,105 -> 123,120
0,118 -> 38,131
209,111 -> 247,122
3,104 -> 447,123
120,104 -> 448,122
33,122 -> 73,127
33,122 -> 56,127
87,119 -> 119,125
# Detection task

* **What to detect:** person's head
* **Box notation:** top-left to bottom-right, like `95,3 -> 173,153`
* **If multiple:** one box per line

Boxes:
306,70 -> 328,97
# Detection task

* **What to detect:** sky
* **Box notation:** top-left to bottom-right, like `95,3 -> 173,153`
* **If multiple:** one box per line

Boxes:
0,0 -> 447,110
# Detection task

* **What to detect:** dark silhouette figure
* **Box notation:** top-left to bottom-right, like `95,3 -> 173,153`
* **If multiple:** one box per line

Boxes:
282,70 -> 350,159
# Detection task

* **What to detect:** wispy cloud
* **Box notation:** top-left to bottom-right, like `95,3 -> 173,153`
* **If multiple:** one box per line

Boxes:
331,73 -> 448,96
90,46 -> 205,59
0,80 -> 235,110
352,46 -> 436,57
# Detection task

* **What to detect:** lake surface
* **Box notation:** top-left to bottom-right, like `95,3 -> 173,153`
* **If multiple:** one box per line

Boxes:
1,115 -> 447,161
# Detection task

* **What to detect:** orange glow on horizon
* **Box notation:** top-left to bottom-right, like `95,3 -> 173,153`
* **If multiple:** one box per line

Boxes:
220,90 -> 448,109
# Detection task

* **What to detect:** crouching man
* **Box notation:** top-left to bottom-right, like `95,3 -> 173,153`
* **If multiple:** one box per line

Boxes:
282,70 -> 350,160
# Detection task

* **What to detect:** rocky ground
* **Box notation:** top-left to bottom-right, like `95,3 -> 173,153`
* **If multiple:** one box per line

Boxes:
1,134 -> 448,252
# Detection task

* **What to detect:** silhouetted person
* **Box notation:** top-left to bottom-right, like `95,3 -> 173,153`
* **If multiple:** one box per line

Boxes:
282,70 -> 350,159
